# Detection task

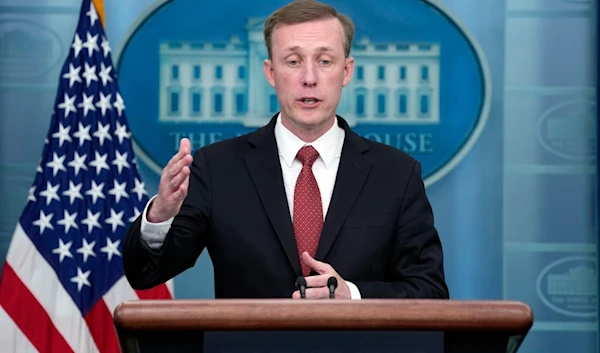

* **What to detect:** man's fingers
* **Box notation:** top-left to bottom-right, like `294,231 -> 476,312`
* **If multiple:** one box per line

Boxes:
170,150 -> 192,175
301,252 -> 330,274
164,139 -> 192,171
168,166 -> 190,192
164,151 -> 192,184
292,287 -> 329,299
306,287 -> 329,299
174,168 -> 190,199
181,172 -> 190,190
179,138 -> 191,154
304,274 -> 330,288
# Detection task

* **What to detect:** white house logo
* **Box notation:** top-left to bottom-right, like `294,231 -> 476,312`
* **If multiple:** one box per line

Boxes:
537,100 -> 596,160
115,0 -> 490,186
536,256 -> 597,318
0,20 -> 63,79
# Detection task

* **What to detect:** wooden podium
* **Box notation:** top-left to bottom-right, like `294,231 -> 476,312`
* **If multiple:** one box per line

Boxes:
113,299 -> 533,353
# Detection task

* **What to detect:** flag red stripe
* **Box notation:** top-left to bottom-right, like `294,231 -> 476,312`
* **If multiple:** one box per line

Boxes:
84,299 -> 121,353
0,262 -> 74,353
135,284 -> 172,300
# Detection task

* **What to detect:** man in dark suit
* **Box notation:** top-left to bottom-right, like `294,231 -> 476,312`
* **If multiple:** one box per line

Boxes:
123,0 -> 449,300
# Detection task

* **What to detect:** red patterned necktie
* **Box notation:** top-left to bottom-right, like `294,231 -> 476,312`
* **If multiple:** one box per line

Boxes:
293,145 -> 323,276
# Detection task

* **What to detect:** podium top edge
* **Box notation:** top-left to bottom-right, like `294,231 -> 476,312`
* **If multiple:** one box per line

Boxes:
113,299 -> 534,333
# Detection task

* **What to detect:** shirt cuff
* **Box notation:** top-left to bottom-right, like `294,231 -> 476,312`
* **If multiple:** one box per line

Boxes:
140,195 -> 174,249
346,281 -> 362,300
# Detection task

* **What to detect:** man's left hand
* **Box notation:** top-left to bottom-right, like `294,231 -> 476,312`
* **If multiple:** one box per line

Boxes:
291,252 -> 351,299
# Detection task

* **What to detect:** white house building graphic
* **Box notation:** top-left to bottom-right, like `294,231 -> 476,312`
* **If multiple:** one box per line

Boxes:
158,18 -> 440,127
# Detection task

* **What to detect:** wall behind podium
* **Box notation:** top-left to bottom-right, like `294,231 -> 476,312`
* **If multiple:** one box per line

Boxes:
0,0 -> 596,353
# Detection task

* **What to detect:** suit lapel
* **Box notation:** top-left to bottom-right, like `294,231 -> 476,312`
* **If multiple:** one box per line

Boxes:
243,119 -> 302,276
242,115 -> 371,274
315,120 -> 372,261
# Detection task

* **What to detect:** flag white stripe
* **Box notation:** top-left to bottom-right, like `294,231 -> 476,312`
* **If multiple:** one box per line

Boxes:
166,279 -> 174,298
7,223 -> 100,353
0,306 -> 40,353
103,275 -> 139,316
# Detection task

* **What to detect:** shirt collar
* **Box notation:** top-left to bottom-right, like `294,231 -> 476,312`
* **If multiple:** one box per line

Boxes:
274,113 -> 344,169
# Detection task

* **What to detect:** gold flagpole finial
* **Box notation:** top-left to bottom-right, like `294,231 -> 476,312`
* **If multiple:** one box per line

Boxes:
91,0 -> 105,28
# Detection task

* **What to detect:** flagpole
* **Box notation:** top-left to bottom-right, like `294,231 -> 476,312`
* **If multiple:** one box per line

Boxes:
92,0 -> 105,28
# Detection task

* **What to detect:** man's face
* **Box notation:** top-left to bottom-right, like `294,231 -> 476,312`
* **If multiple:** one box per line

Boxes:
264,17 -> 354,135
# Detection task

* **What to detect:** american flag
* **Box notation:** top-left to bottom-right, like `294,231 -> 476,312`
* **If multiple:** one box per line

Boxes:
0,1 -> 172,352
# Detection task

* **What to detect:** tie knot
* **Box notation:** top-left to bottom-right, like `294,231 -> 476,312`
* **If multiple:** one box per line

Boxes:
296,145 -> 319,166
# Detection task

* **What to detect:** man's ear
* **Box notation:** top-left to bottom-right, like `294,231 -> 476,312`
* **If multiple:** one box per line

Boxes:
264,59 -> 275,88
342,56 -> 354,87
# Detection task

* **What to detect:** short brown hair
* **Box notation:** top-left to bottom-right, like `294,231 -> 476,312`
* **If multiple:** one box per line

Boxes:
263,0 -> 355,59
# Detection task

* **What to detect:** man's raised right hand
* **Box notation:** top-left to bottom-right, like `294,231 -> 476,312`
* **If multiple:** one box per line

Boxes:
147,138 -> 194,223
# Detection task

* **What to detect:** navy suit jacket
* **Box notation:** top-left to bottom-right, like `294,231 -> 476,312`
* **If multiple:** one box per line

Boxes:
123,115 -> 449,299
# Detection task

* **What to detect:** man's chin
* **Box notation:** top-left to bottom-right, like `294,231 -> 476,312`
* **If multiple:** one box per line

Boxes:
298,117 -> 332,130
293,111 -> 334,126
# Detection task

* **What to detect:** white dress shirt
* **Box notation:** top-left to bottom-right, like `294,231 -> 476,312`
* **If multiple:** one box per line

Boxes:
140,114 -> 361,299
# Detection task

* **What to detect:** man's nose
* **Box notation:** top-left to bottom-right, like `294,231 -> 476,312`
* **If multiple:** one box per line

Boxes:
302,63 -> 317,87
